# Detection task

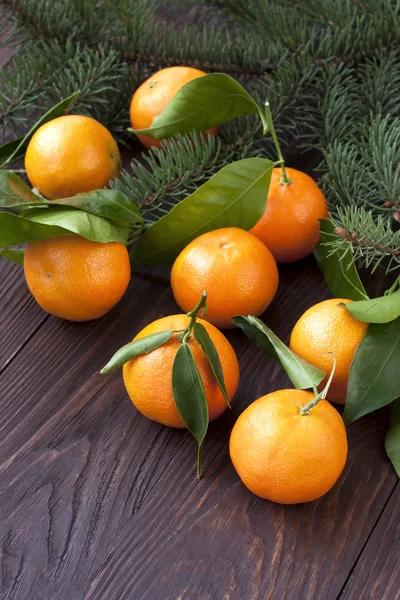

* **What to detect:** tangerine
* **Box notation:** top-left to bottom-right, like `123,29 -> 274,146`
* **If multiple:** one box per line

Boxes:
25,115 -> 121,199
230,389 -> 348,503
129,66 -> 219,149
289,298 -> 368,403
249,167 -> 329,263
171,227 -> 279,329
122,314 -> 240,427
24,235 -> 130,321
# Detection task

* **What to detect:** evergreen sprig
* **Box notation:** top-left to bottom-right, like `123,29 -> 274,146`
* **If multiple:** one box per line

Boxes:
1,0 -> 400,274
111,132 -> 227,225
0,38 -> 136,143
330,207 -> 400,273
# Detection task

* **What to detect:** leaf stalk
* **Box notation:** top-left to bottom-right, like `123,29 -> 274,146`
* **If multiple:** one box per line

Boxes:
300,354 -> 337,415
264,101 -> 292,186
182,291 -> 208,343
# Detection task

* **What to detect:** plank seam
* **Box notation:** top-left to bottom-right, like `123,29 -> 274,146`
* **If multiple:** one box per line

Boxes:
0,313 -> 49,376
336,479 -> 399,599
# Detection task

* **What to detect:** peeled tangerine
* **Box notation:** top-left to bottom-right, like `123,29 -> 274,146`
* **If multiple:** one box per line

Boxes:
230,389 -> 348,504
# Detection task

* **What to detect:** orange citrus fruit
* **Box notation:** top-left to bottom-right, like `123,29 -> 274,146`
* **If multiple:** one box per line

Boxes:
24,235 -> 130,321
129,66 -> 219,149
230,389 -> 348,504
25,115 -> 121,199
249,167 -> 329,263
290,299 -> 368,404
123,314 -> 240,427
171,227 -> 279,329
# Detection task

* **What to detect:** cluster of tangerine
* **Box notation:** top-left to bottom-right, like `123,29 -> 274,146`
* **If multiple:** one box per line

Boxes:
18,65 -> 366,504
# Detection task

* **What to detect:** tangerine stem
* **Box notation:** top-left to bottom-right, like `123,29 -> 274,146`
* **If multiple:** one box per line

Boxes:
264,101 -> 292,186
182,291 -> 208,344
300,354 -> 337,415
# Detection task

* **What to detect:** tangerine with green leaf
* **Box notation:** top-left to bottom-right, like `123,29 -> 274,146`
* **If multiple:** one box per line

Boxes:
230,387 -> 348,504
25,115 -> 121,200
129,66 -> 219,149
120,313 -> 239,428
101,292 -> 239,429
171,227 -> 279,329
289,298 -> 368,403
101,292 -> 240,477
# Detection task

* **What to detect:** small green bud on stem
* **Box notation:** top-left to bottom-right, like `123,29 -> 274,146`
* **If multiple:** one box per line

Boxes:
300,353 -> 336,415
182,291 -> 208,344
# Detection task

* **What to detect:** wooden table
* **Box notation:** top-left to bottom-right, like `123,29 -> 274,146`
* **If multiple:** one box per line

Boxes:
1,42 -> 399,600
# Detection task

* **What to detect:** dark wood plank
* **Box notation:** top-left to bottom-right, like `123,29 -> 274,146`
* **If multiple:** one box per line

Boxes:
82,262 -> 398,600
339,482 -> 400,600
1,26 -> 397,600
0,25 -> 16,68
85,397 -> 396,600
0,259 -> 49,373
0,260 -> 331,600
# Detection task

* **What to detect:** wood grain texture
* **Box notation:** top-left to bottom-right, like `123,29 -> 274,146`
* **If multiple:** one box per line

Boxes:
1,254 -> 396,600
0,26 -> 16,68
339,482 -> 400,600
0,259 -> 48,373
0,261 -> 299,600
83,262 -> 398,600
1,29 -> 398,600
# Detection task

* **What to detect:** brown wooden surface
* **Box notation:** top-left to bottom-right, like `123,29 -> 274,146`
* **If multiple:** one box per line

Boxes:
1,42 -> 399,600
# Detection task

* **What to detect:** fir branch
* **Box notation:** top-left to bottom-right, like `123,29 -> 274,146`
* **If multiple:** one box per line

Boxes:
2,0 -> 400,274
330,207 -> 400,273
0,39 -> 135,143
2,0 -> 275,76
110,133 -> 229,224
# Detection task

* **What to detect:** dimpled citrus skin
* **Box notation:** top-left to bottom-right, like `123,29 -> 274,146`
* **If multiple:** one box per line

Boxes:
129,66 -> 219,149
123,314 -> 240,428
171,227 -> 279,329
250,167 -> 329,263
25,115 -> 121,199
290,299 -> 368,404
230,389 -> 348,504
24,235 -> 130,321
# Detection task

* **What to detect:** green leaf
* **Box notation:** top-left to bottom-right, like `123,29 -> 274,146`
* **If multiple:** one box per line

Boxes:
0,212 -> 68,247
131,157 -> 274,266
0,248 -> 25,266
0,171 -> 43,207
0,91 -> 80,168
385,399 -> 400,478
343,317 -> 400,424
0,138 -> 25,165
193,322 -> 229,407
0,173 -> 142,226
172,343 -> 209,479
345,289 -> 400,324
0,209 -> 129,248
232,315 -> 326,390
25,208 -> 130,244
314,219 -> 368,301
100,330 -> 173,374
52,189 -> 143,225
131,73 -> 261,140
